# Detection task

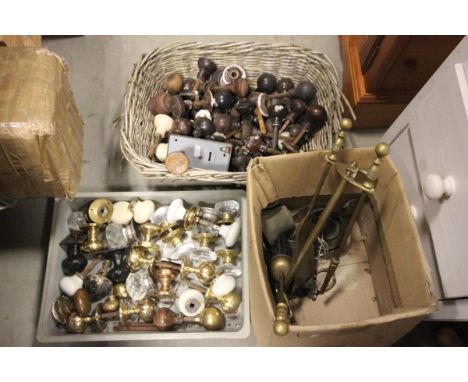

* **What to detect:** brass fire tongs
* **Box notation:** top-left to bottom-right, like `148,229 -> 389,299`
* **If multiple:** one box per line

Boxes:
270,117 -> 390,336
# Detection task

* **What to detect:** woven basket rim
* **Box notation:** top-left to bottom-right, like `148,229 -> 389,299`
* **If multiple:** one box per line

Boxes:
121,41 -> 355,184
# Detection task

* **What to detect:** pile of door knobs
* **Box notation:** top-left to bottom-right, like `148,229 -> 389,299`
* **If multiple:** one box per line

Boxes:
52,197 -> 243,334
147,57 -> 327,174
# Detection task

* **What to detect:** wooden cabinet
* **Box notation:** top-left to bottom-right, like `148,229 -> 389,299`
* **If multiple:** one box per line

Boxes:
383,37 -> 468,320
341,35 -> 463,129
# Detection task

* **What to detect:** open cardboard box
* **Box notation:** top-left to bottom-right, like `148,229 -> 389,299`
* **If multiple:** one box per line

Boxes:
247,148 -> 437,346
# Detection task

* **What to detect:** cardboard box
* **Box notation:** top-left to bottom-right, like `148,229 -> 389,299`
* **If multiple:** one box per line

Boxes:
247,148 -> 437,346
0,48 -> 83,198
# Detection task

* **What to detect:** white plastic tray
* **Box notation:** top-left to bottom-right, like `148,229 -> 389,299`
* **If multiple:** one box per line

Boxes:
37,190 -> 250,343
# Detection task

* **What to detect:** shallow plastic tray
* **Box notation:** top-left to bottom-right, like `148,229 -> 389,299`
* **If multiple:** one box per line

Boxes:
37,190 -> 250,343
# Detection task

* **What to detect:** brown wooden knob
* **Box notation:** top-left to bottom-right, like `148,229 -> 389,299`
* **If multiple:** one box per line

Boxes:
228,79 -> 251,98
182,77 -> 196,92
164,72 -> 184,93
279,99 -> 306,133
165,151 -> 189,175
277,78 -> 294,93
169,95 -> 186,118
148,93 -> 172,115
306,104 -> 327,128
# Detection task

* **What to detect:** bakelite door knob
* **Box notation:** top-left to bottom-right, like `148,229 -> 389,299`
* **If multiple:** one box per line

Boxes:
293,80 -> 317,104
257,73 -> 277,94
193,117 -> 215,138
214,89 -> 236,112
61,243 -> 88,276
107,251 -> 130,284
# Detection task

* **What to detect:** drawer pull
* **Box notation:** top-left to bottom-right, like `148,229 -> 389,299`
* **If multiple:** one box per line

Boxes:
423,173 -> 455,200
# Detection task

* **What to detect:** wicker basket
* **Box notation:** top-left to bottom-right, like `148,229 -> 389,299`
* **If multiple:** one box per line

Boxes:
121,42 -> 353,184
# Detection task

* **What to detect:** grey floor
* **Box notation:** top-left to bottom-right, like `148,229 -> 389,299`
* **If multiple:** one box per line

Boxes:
0,36 -> 384,346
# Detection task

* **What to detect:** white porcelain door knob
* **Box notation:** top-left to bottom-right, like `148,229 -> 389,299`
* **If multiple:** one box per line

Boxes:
211,274 -> 236,297
218,217 -> 241,247
154,114 -> 174,135
167,198 -> 186,223
177,289 -> 205,317
423,173 -> 455,200
156,143 -> 168,162
59,274 -> 83,297
132,200 -> 155,224
111,201 -> 133,225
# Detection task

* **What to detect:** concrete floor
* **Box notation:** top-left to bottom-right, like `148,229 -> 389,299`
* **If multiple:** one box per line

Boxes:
0,36 -> 384,346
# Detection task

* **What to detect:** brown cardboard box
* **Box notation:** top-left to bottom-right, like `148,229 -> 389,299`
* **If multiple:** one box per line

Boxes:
0,48 -> 83,198
247,148 -> 437,346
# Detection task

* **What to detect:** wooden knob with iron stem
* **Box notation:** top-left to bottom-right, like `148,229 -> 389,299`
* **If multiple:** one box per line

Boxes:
211,78 -> 251,98
148,92 -> 172,115
194,57 -> 217,91
257,73 -> 277,94
279,99 -> 307,134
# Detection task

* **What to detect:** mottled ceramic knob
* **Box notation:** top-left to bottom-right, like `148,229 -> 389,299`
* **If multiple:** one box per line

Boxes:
172,118 -> 192,136
213,113 -> 234,134
193,117 -> 215,138
214,89 -> 235,112
164,72 -> 184,93
182,77 -> 196,92
277,77 -> 294,93
257,73 -> 277,94
148,93 -> 172,115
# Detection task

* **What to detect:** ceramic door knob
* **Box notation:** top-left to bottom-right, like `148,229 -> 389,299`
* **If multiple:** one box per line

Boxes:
210,274 -> 236,297
156,143 -> 168,162
111,201 -> 133,225
218,217 -> 241,247
257,73 -> 277,94
154,114 -> 174,137
132,200 -> 156,224
150,206 -> 169,225
182,77 -> 196,93
167,198 -> 187,224
423,174 -> 455,200
176,289 -> 205,317
60,273 -> 84,297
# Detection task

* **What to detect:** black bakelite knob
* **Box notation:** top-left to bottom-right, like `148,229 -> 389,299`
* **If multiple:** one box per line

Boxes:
182,77 -> 196,93
172,118 -> 193,136
257,73 -> 277,94
230,152 -> 251,172
277,78 -> 294,93
193,117 -> 215,138
61,243 -> 88,276
197,57 -> 217,79
107,252 -> 130,285
214,89 -> 235,112
293,80 -> 317,104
